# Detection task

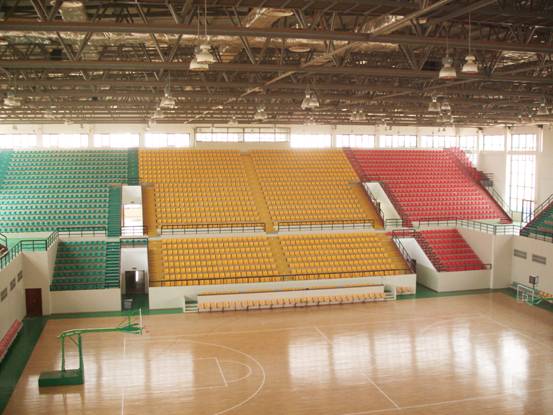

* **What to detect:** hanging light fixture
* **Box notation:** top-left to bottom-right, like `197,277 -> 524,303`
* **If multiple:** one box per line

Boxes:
537,102 -> 549,116
301,87 -> 319,110
440,99 -> 451,112
196,0 -> 215,64
439,56 -> 457,80
3,91 -> 21,107
190,4 -> 213,70
439,36 -> 457,80
350,109 -> 366,122
253,105 -> 267,121
160,74 -> 177,109
462,14 -> 479,74
428,96 -> 441,112
228,116 -> 239,125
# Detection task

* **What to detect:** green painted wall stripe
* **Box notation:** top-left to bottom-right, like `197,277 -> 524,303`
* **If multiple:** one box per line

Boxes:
0,317 -> 46,415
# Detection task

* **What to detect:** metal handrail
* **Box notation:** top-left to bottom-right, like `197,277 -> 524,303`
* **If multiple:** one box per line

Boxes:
149,267 -> 413,286
391,230 -> 416,272
161,222 -> 266,235
277,218 -> 374,232
121,225 -> 148,236
0,231 -> 59,270
528,193 -> 553,223
56,225 -> 107,237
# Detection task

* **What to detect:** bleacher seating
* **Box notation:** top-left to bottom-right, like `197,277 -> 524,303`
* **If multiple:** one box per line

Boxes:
250,150 -> 376,226
280,232 -> 408,276
521,196 -> 553,239
51,241 -> 120,290
0,320 -> 22,363
198,292 -> 387,312
149,236 -> 279,286
139,150 -> 260,229
416,229 -> 485,272
0,150 -> 128,233
347,149 -> 510,224
148,232 -> 410,287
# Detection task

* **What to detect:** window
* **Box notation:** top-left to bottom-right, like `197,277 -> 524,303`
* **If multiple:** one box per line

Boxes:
43,134 -> 88,148
195,127 -> 289,143
459,136 -> 478,151
244,127 -> 289,142
510,134 -> 537,152
507,154 -> 535,212
336,134 -> 375,148
144,133 -> 190,148
10,278 -> 15,291
0,134 -> 37,148
93,133 -> 139,148
483,135 -> 505,151
420,135 -> 457,149
513,249 -> 527,259
0,288 -> 6,302
379,135 -> 416,148
466,152 -> 478,167
531,254 -> 546,265
290,134 -> 331,148
196,127 -> 242,142
17,271 -> 23,282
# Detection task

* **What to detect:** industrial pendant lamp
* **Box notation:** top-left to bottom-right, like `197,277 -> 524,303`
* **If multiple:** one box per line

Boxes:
462,14 -> 479,74
428,96 -> 441,112
190,3 -> 214,70
439,37 -> 457,80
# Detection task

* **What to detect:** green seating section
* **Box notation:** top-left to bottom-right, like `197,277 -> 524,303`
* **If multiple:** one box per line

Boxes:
107,187 -> 122,237
127,148 -> 139,185
0,151 -> 12,188
51,241 -> 120,291
0,150 -> 128,232
105,241 -> 121,288
521,201 -> 553,239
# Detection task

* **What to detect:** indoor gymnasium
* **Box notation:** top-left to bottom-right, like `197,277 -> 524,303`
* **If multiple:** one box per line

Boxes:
0,1 -> 552,414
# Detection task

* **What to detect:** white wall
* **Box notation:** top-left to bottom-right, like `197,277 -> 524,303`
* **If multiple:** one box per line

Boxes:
537,128 -> 553,205
21,240 -> 58,316
364,182 -> 401,221
0,256 -> 25,341
120,247 -> 149,294
149,273 -> 416,309
50,288 -> 121,314
417,264 -> 492,292
511,236 -> 553,295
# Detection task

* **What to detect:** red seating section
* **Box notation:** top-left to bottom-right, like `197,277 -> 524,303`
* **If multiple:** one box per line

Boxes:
416,229 -> 485,272
347,149 -> 510,224
0,320 -> 22,362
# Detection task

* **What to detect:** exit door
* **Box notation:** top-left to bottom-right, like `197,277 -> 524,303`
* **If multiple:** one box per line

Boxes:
25,288 -> 42,316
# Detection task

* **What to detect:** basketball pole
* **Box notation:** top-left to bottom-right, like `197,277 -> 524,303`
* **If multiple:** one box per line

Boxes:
38,310 -> 144,388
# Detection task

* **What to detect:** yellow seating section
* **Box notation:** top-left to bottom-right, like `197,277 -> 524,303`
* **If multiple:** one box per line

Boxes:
150,236 -> 279,286
148,233 -> 409,286
250,150 -> 370,225
280,233 -> 408,276
139,150 -> 260,227
198,292 -> 387,312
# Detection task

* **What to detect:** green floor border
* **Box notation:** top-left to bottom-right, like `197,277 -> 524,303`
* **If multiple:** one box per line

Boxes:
0,317 -> 46,415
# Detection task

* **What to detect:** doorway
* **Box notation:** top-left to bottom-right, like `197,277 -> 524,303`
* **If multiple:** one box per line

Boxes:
25,288 -> 42,316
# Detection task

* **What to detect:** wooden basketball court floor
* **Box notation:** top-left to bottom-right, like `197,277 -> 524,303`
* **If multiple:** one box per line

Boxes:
5,292 -> 553,415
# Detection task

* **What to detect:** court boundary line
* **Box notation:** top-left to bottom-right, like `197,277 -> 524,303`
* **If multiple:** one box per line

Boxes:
341,385 -> 553,415
314,325 -> 401,410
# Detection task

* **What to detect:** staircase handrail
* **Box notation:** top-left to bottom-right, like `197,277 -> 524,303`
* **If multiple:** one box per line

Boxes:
529,193 -> 553,223
391,229 -> 417,273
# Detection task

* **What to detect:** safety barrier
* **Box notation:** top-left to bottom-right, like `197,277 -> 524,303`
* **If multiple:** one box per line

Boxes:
0,231 -> 59,270
150,267 -> 412,287
277,219 -> 374,232
161,222 -> 266,235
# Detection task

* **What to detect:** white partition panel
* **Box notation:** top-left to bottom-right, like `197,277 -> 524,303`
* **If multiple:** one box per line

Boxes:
50,288 -> 122,314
